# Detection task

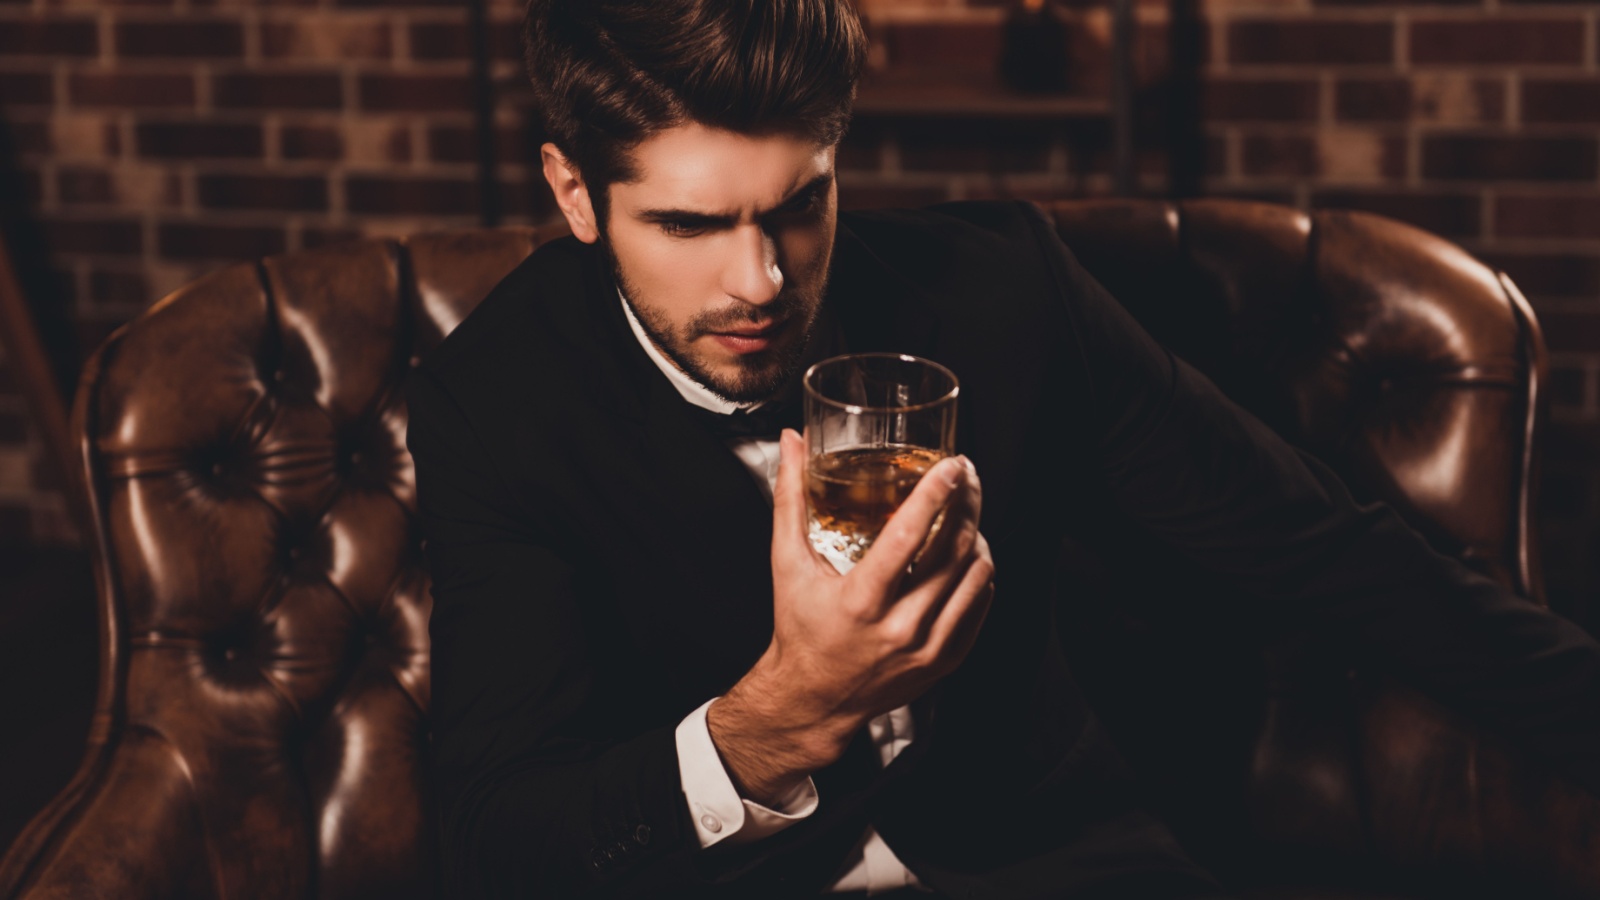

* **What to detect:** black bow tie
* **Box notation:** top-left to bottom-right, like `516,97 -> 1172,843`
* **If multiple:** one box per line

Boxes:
683,396 -> 803,442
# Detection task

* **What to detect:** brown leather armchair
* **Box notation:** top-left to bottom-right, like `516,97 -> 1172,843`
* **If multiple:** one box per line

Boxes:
0,200 -> 1594,899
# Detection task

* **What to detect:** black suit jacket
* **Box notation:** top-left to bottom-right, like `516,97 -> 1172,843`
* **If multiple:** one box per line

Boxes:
406,201 -> 1600,899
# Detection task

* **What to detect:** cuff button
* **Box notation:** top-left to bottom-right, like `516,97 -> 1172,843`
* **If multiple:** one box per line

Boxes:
634,824 -> 651,845
699,813 -> 722,834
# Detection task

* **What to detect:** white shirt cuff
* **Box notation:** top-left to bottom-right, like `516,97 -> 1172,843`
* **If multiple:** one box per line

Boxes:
675,697 -> 819,848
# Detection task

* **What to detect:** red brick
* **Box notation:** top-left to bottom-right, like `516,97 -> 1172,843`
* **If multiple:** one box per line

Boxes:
426,124 -> 531,164
1241,134 -> 1316,177
88,268 -> 149,306
8,118 -> 49,156
897,118 -> 1056,174
1537,312 -> 1600,353
1313,0 -> 1477,7
1412,75 -> 1506,125
135,121 -> 262,159
0,409 -> 28,444
0,69 -> 52,106
881,22 -> 1004,71
45,217 -> 143,255
302,227 -> 363,249
1205,134 -> 1227,178
1410,19 -> 1583,66
1523,79 -> 1600,125
116,20 -> 245,58
197,174 -> 328,211
16,168 -> 41,206
837,119 -> 886,173
1422,135 -> 1597,182
57,167 -> 113,204
1547,364 -> 1587,410
837,183 -> 951,211
1202,78 -> 1320,123
332,0 -> 458,7
0,19 -> 97,57
1337,76 -> 1505,124
212,72 -> 342,111
345,175 -> 480,215
280,124 -> 342,160
1228,21 -> 1393,66
1335,79 -> 1408,122
1310,190 -> 1481,238
357,74 -> 472,112
1496,196 -> 1600,239
260,19 -> 392,59
69,72 -> 194,108
1198,186 -> 1304,206
1477,251 -> 1600,298
408,20 -> 520,61
158,222 -> 285,260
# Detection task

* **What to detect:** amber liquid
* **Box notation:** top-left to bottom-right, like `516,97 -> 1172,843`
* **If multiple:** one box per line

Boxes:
806,445 -> 945,566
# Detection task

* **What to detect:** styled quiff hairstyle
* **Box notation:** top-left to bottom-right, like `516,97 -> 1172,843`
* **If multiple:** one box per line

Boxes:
523,0 -> 868,198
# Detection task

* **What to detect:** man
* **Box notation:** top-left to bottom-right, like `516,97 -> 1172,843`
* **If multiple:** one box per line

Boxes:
405,1 -> 1600,897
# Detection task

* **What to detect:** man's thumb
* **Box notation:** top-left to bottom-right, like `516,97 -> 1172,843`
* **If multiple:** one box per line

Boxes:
771,429 -> 808,556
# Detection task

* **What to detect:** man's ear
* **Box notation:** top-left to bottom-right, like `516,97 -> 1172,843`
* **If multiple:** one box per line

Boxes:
541,143 -> 600,244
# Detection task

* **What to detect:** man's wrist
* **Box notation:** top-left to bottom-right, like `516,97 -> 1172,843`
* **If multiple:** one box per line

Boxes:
706,667 -> 856,805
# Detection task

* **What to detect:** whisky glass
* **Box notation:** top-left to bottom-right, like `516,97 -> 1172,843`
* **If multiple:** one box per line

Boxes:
803,353 -> 959,569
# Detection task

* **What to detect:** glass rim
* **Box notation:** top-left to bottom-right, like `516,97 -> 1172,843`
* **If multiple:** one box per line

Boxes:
802,352 -> 960,415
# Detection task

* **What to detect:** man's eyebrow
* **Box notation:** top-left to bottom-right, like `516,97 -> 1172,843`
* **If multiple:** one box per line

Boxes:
635,172 -> 834,225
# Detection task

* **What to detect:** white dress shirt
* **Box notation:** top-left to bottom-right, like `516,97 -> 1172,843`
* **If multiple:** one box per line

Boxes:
620,295 -> 928,894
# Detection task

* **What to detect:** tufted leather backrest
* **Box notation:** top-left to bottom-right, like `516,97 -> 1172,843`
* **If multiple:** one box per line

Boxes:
0,228 -> 550,900
0,201 -> 1573,898
1044,199 -> 1545,605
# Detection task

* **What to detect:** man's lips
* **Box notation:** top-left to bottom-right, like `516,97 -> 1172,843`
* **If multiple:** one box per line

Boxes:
707,320 -> 785,353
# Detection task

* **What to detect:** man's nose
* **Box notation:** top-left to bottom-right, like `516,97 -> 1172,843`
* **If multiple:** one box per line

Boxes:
724,224 -> 783,307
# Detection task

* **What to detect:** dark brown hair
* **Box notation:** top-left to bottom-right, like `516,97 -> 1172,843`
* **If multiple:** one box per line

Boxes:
523,0 -> 867,202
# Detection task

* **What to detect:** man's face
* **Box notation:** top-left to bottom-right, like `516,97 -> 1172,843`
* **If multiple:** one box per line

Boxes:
600,123 -> 838,403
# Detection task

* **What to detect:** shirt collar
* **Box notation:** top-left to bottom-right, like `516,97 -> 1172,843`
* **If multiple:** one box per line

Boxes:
619,288 -> 764,415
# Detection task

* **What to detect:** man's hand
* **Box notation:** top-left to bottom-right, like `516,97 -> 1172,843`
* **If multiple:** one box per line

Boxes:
707,429 -> 995,804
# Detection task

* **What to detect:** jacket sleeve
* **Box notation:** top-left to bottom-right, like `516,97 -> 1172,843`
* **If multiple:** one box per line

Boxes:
1018,202 -> 1600,796
406,367 -> 719,899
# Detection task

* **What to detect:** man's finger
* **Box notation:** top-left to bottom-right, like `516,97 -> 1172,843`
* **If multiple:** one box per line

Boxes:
903,457 -> 983,590
923,543 -> 995,670
856,455 -> 967,591
770,429 -> 811,571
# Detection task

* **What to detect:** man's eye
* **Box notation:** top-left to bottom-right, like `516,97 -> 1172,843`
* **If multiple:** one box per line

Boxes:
659,221 -> 707,238
782,193 -> 822,216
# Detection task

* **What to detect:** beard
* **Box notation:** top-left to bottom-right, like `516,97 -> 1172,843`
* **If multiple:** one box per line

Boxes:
607,244 -> 827,404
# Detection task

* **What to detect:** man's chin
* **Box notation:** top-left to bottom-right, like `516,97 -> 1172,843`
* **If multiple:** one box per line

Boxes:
695,358 -> 791,403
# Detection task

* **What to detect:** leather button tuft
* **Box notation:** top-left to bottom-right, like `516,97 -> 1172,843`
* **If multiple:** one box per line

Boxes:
634,824 -> 651,845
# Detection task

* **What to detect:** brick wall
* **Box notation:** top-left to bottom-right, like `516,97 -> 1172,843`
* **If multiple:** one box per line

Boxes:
2,0 -> 1599,613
